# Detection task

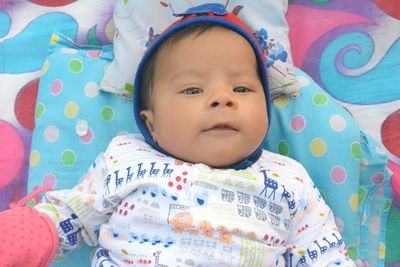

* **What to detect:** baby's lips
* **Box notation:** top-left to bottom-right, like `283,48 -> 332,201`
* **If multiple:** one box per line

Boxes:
203,121 -> 239,132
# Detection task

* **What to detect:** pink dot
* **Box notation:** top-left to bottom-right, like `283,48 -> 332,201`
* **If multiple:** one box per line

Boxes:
176,176 -> 181,182
177,185 -> 182,190
182,171 -> 188,176
0,120 -> 25,187
50,80 -> 63,95
371,172 -> 384,184
168,181 -> 173,187
87,50 -> 101,58
79,128 -> 94,144
43,173 -> 56,189
290,115 -> 306,133
331,166 -> 347,184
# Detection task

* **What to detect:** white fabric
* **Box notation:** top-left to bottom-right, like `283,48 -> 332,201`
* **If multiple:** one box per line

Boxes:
100,0 -> 300,100
36,133 -> 355,266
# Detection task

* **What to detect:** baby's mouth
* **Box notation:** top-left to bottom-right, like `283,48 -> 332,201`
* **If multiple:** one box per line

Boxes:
204,123 -> 239,132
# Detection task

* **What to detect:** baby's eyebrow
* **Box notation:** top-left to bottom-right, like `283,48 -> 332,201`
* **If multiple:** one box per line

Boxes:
170,69 -> 204,82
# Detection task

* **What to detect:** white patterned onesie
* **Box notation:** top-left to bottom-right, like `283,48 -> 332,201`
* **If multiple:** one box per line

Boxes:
36,134 -> 355,267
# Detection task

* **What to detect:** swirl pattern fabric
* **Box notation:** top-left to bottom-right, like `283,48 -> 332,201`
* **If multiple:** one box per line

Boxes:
287,1 -> 400,266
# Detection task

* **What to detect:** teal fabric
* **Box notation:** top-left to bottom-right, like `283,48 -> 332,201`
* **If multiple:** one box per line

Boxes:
264,69 -> 393,265
28,33 -> 138,266
264,68 -> 362,261
357,132 -> 392,266
385,205 -> 400,265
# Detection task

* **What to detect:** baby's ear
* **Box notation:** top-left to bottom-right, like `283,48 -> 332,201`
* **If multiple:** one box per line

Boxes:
140,110 -> 157,142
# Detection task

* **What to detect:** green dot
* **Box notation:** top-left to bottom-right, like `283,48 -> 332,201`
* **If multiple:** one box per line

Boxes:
69,58 -> 83,73
26,199 -> 36,207
346,244 -> 357,260
61,149 -> 76,166
35,103 -> 46,119
384,199 -> 392,212
100,106 -> 115,122
124,83 -> 134,95
277,140 -> 289,156
313,92 -> 329,106
351,142 -> 362,160
358,187 -> 366,202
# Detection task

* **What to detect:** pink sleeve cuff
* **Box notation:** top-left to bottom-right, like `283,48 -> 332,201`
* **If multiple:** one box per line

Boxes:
0,205 -> 59,266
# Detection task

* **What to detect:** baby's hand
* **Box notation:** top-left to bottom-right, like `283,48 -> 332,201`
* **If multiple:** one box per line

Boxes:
0,188 -> 58,267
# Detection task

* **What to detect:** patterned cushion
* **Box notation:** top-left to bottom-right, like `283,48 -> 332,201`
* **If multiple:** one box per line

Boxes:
264,68 -> 362,260
28,33 -> 138,266
100,0 -> 300,100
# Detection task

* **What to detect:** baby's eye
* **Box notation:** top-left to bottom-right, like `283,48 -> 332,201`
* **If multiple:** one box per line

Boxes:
233,87 -> 251,93
182,88 -> 203,95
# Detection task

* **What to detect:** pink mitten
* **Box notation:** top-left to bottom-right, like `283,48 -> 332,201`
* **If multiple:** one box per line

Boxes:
0,186 -> 58,267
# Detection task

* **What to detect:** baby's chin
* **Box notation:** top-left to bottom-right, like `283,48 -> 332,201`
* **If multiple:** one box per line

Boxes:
157,140 -> 258,168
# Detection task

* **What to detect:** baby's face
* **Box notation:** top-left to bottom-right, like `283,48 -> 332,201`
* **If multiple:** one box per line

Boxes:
141,27 -> 268,168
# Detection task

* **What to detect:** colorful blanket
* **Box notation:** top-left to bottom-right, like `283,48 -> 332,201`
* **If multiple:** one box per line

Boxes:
0,0 -> 399,265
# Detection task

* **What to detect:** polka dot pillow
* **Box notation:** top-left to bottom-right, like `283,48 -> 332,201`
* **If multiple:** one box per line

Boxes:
28,33 -> 140,266
264,69 -> 362,260
28,33 -> 139,207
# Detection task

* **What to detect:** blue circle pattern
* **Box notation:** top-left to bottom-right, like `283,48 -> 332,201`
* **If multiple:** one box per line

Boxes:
264,69 -> 392,264
28,34 -> 138,267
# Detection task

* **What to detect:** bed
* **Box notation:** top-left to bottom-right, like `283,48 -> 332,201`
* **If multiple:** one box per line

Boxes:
0,0 -> 399,266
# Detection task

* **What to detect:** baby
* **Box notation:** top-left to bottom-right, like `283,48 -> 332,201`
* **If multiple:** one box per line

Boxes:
0,3 -> 355,267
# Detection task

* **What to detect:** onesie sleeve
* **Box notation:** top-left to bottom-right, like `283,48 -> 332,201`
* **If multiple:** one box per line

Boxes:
35,151 -> 115,256
286,163 -> 356,266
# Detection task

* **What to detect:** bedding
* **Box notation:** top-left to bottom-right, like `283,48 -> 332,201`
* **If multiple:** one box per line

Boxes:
0,0 -> 399,266
26,31 -> 364,265
28,33 -> 138,193
287,1 -> 400,265
101,0 -> 300,100
28,32 -> 139,266
0,0 -> 115,209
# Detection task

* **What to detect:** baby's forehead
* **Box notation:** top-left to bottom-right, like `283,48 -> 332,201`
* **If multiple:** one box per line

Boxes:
156,25 -> 255,60
159,24 -> 232,49
154,28 -> 259,76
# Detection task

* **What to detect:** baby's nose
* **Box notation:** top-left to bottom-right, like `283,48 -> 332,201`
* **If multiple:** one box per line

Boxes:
208,88 -> 237,108
210,97 -> 234,108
